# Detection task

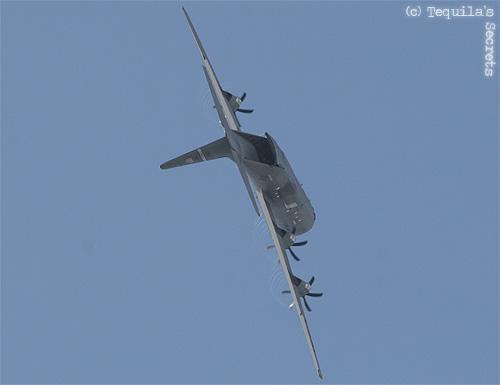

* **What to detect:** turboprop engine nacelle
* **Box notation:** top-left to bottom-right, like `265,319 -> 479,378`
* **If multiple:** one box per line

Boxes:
222,90 -> 253,114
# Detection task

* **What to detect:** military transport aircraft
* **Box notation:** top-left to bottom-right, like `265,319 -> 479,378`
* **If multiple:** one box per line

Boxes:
161,8 -> 323,379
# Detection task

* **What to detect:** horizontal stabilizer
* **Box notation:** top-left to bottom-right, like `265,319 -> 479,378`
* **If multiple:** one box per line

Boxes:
160,136 -> 232,170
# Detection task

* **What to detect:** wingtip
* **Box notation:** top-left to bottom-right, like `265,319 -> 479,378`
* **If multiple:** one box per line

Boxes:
181,6 -> 190,21
318,369 -> 323,379
180,5 -> 208,61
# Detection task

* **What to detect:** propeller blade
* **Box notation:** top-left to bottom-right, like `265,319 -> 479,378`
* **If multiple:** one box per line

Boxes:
288,248 -> 300,261
237,108 -> 254,114
303,297 -> 312,312
293,240 -> 308,247
281,290 -> 291,294
240,92 -> 246,101
309,276 -> 315,285
306,292 -> 323,297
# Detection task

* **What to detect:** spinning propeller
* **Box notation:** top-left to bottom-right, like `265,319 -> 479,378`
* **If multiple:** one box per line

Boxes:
220,90 -> 254,114
287,240 -> 308,261
282,276 -> 323,312
236,92 -> 254,113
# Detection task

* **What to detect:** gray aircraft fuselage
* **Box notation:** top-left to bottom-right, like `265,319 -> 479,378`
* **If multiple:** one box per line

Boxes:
161,124 -> 315,246
226,129 -> 315,242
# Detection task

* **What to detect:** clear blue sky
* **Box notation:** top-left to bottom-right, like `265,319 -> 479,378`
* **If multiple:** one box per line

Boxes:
2,1 -> 499,383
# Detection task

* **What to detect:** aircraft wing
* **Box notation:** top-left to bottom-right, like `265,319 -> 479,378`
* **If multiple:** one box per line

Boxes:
182,7 -> 241,132
182,7 -> 259,216
255,189 -> 323,379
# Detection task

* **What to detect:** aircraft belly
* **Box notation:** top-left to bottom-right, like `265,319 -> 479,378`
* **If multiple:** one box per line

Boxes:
242,159 -> 315,235
267,192 -> 314,235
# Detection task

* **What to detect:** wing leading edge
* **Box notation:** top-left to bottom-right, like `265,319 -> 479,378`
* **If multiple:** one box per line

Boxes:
181,7 -> 259,215
182,7 -> 240,132
255,189 -> 323,379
